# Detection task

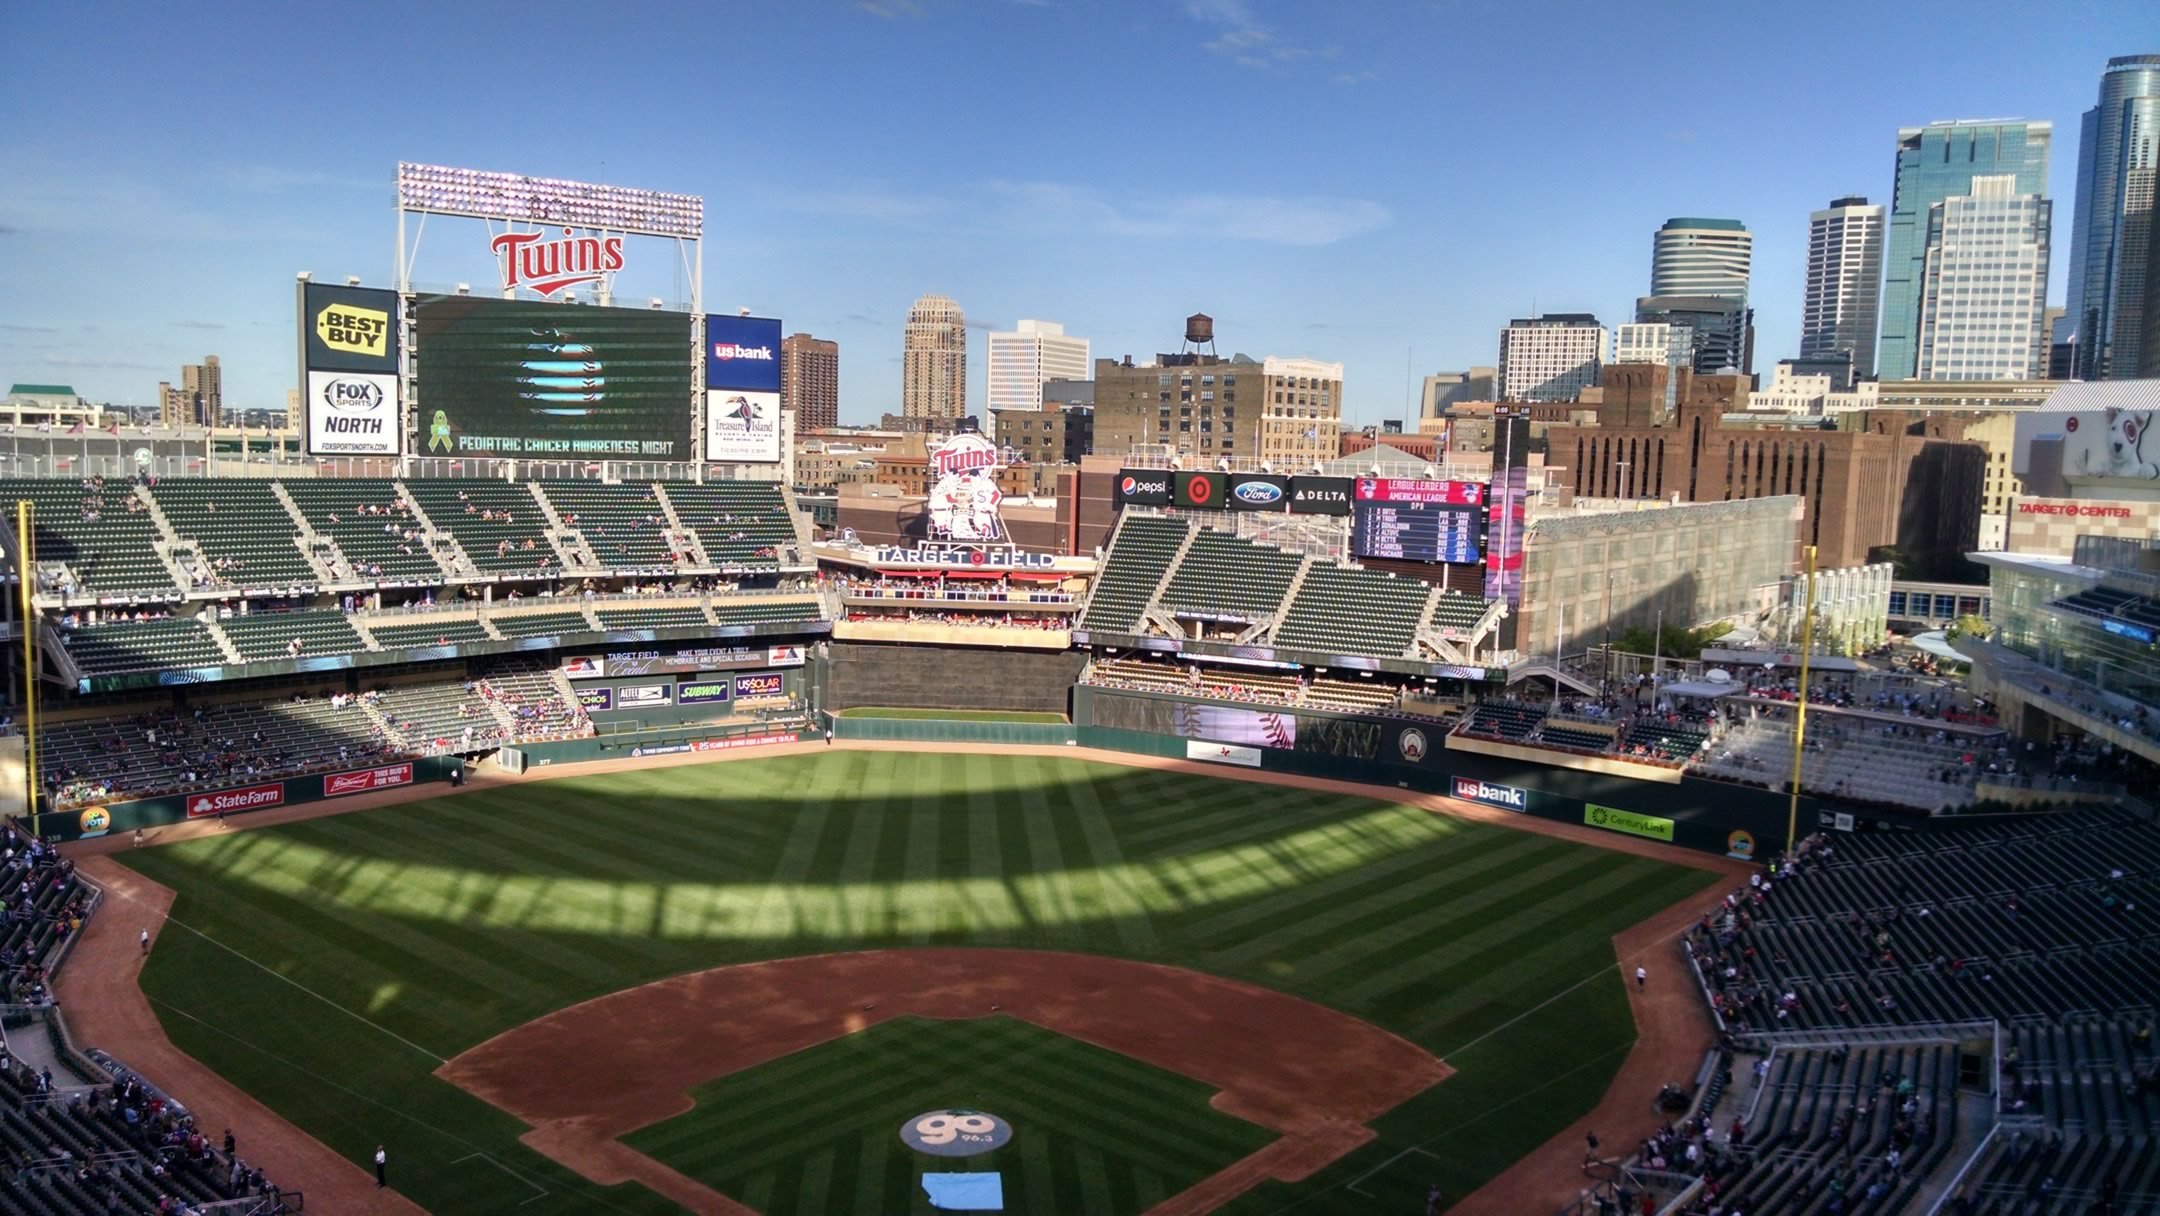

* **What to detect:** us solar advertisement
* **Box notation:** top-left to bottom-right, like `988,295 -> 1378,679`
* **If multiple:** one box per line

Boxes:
413,296 -> 693,458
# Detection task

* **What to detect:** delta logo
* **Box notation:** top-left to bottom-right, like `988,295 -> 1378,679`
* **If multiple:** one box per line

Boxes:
711,341 -> 774,362
491,228 -> 626,297
1453,776 -> 1527,810
315,302 -> 389,357
1232,480 -> 1284,505
185,783 -> 285,818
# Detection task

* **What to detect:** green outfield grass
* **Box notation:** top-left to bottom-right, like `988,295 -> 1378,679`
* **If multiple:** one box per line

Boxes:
837,706 -> 1068,722
120,751 -> 1719,1215
626,1015 -> 1272,1214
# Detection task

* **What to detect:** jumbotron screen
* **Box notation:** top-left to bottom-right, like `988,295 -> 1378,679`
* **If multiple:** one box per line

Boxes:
414,296 -> 693,458
1350,477 -> 1487,563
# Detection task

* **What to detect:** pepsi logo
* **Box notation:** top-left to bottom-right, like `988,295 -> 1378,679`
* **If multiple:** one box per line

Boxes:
1120,476 -> 1137,494
1233,481 -> 1283,505
2065,417 -> 2080,432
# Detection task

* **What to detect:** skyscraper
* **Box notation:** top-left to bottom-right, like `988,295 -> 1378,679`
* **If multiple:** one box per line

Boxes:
780,332 -> 839,432
985,319 -> 1089,439
1880,120 -> 2052,379
1633,296 -> 1750,375
1652,218 -> 1751,301
1614,322 -> 1692,415
1496,314 -> 1605,402
1802,197 -> 1886,380
902,294 -> 967,423
2064,55 -> 2160,380
1913,176 -> 2051,380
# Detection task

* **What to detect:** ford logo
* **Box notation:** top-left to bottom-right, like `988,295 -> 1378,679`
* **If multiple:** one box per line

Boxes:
1233,481 -> 1283,504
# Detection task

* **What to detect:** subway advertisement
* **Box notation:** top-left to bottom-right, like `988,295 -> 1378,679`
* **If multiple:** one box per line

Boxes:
413,295 -> 694,458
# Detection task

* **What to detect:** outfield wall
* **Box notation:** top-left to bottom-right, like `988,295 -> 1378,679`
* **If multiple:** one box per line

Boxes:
500,725 -> 812,771
1072,687 -> 1917,859
825,642 -> 1083,717
45,756 -> 464,843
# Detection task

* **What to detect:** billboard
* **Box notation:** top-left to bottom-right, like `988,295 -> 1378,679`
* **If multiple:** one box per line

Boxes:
1226,473 -> 1288,512
1186,740 -> 1262,767
705,315 -> 782,392
576,686 -> 614,711
300,283 -> 399,373
1353,478 -> 1485,505
1172,471 -> 1226,510
305,370 -> 400,456
618,684 -> 673,707
1115,468 -> 1171,507
324,763 -> 414,797
1352,498 -> 1484,563
1288,476 -> 1352,515
733,672 -> 786,699
705,390 -> 782,463
413,295 -> 693,459
677,677 -> 733,704
927,432 -> 1006,542
1485,409 -> 1533,610
184,782 -> 285,819
2060,408 -> 2160,485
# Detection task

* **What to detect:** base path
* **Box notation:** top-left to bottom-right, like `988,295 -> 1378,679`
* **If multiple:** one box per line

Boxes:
55,856 -> 428,1216
61,737 -> 1743,1214
439,948 -> 1451,1216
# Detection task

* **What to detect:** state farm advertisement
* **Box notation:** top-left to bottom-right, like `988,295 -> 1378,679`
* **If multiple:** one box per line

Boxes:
185,782 -> 286,819
323,763 -> 415,798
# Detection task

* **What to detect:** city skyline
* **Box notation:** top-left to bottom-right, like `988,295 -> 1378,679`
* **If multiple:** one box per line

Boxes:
0,1 -> 2146,425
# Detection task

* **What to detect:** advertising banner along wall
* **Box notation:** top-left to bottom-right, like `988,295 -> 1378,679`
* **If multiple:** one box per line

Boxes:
300,283 -> 403,456
704,314 -> 783,465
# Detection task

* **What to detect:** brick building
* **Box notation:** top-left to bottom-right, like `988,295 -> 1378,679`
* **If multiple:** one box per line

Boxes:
1545,366 -> 1985,575
780,333 -> 838,432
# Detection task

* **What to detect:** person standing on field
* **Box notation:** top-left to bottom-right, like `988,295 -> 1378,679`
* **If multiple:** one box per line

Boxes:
374,1145 -> 387,1188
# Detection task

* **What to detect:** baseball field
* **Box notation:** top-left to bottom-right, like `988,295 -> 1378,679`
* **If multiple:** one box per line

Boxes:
116,749 -> 1720,1214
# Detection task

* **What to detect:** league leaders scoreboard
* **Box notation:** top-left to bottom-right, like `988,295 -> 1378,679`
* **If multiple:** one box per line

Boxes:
413,295 -> 694,459
1350,478 -> 1487,563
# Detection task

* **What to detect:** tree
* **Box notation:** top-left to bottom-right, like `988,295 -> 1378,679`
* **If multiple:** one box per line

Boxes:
1614,620 -> 1734,661
1945,613 -> 1990,642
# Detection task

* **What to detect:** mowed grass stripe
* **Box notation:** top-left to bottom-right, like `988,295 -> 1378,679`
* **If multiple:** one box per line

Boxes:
742,794 -> 839,939
1064,774 -> 1162,954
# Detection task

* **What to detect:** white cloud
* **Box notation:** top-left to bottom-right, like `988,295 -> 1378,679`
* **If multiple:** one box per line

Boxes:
991,182 -> 1389,247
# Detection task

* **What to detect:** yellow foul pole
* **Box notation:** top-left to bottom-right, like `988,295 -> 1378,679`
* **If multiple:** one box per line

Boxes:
16,503 -> 38,839
1785,544 -> 1817,855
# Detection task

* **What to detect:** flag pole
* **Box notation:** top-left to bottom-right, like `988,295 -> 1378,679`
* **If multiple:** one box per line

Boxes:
1785,544 -> 1817,855
18,502 -> 39,839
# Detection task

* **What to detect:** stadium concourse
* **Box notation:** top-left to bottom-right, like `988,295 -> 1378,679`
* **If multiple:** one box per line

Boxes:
5,469 -> 2155,1215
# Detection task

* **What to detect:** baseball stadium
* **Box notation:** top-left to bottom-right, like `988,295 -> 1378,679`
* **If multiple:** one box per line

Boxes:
0,165 -> 2153,1216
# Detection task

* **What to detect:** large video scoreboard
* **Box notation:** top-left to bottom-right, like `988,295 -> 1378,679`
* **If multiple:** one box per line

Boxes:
413,296 -> 694,459
1350,478 -> 1487,563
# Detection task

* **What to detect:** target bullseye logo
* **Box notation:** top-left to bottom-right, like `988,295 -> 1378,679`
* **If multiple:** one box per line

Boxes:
901,1109 -> 1013,1156
1184,474 -> 1216,506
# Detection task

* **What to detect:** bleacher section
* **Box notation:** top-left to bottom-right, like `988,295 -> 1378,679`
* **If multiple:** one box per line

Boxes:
1532,719 -> 1615,752
401,479 -> 557,575
660,481 -> 798,569
1303,677 -> 1399,712
367,618 -> 493,649
1696,714 -> 1983,811
0,478 -> 175,598
490,609 -> 595,639
151,478 -> 315,592
219,609 -> 367,662
1618,719 -> 1708,764
594,605 -> 709,631
1457,701 -> 1547,741
710,598 -> 824,627
478,658 -> 583,738
372,680 -> 502,752
59,618 -> 222,676
279,478 -> 444,584
39,695 -> 388,805
1158,529 -> 1303,622
539,481 -> 681,571
2049,584 -> 2160,634
1080,516 -> 1189,631
1274,564 -> 1431,657
1427,590 -> 1488,635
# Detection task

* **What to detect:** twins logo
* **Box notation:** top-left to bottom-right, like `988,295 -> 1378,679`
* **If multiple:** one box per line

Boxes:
927,432 -> 1006,542
491,228 -> 625,297
1398,727 -> 1428,762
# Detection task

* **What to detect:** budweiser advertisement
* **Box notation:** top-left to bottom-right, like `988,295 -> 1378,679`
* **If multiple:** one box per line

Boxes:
185,782 -> 286,819
323,763 -> 416,798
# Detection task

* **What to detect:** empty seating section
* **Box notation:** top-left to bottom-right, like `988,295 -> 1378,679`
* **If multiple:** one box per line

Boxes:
1084,658 -> 1194,693
479,659 -> 582,738
1695,715 -> 1982,811
1303,677 -> 1398,711
60,619 -> 221,675
1956,1127 -> 2160,1215
539,482 -> 681,570
1274,565 -> 1430,657
280,478 -> 443,583
1618,720 -> 1708,764
661,481 -> 797,568
38,696 -> 388,806
151,479 -> 314,590
1698,810 -> 2160,1035
1159,530 -> 1302,621
1427,590 -> 1488,634
372,680 -> 502,751
2050,584 -> 2160,631
490,609 -> 595,638
401,479 -> 556,575
594,605 -> 710,631
1533,720 -> 1614,751
1080,517 -> 1190,630
1457,702 -> 1547,741
0,478 -> 175,597
219,609 -> 366,661
710,598 -> 824,627
368,618 -> 492,648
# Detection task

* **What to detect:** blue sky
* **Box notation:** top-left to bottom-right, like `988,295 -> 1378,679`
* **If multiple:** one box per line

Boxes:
1,0 -> 2151,425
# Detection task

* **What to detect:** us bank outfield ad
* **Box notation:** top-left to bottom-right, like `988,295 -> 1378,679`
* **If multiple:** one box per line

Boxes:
704,314 -> 782,463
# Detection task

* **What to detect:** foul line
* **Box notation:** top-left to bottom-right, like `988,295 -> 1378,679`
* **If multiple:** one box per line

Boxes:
450,1152 -> 551,1206
104,879 -> 448,1066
